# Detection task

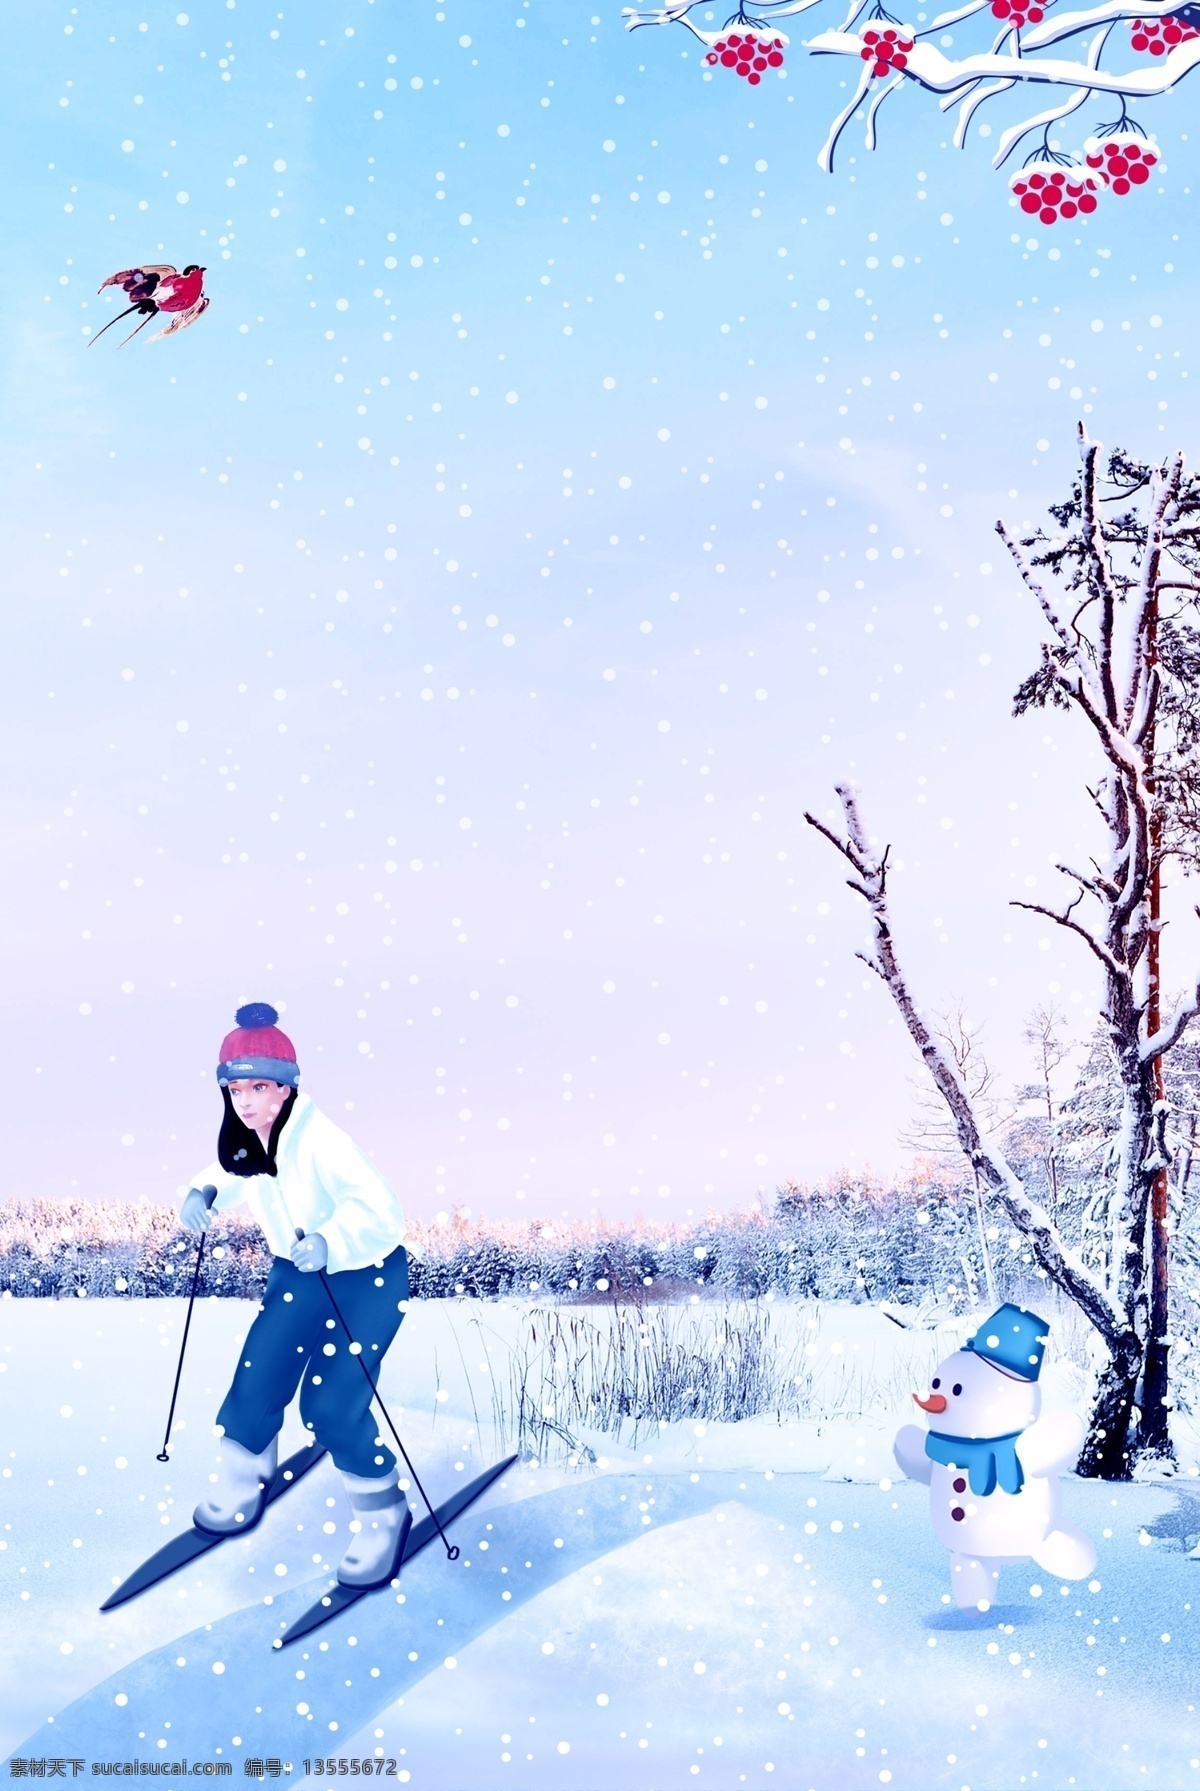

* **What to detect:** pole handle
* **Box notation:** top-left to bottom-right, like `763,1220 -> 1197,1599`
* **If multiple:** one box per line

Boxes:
202,1184 -> 219,1211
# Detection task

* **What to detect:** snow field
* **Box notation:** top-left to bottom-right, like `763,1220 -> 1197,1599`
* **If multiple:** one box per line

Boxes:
3,1297 -> 1199,1787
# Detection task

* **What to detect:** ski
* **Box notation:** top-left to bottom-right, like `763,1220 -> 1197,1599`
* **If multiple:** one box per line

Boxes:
100,1443 -> 328,1611
276,1452 -> 518,1647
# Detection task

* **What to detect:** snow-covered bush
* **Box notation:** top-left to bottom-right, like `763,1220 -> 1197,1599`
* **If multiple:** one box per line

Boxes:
0,1180 -> 1046,1310
0,1199 -> 273,1299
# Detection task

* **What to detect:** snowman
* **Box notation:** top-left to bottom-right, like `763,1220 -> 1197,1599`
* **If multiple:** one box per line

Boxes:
893,1302 -> 1097,1611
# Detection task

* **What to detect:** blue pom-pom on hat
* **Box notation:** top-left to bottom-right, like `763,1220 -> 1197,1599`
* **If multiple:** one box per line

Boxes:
235,1001 -> 279,1029
965,1302 -> 1049,1382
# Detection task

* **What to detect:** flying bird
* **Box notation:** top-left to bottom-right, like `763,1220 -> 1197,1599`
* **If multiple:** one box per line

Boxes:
91,264 -> 209,348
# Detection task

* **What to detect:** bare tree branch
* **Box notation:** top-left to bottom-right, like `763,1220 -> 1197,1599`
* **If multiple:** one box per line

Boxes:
805,785 -> 1129,1345
1011,899 -> 1124,977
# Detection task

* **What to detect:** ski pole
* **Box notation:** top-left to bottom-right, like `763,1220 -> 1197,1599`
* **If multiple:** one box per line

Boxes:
295,1227 -> 459,1562
157,1185 -> 218,1464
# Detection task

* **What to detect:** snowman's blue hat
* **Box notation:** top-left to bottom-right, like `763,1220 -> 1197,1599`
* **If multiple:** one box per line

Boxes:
965,1303 -> 1049,1381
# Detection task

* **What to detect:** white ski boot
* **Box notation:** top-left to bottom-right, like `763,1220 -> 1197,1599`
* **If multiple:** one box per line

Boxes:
194,1435 -> 278,1535
336,1470 -> 412,1589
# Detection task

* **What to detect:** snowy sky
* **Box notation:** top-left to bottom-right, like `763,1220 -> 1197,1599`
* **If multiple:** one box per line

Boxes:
4,0 -> 1199,1223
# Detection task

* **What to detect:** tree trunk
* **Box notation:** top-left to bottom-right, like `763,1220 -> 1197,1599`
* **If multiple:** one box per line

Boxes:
1140,1174 -> 1174,1457
1138,687 -> 1176,1462
1076,1334 -> 1143,1480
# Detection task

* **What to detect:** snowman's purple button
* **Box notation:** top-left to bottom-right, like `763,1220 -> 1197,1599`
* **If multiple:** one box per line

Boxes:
951,1506 -> 965,1522
952,1477 -> 967,1493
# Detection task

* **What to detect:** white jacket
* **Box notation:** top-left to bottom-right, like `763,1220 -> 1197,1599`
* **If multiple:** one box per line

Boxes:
187,1093 -> 418,1275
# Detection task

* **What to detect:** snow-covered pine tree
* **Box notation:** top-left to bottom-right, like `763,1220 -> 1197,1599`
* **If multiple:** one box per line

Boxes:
1049,1023 -> 1124,1279
808,429 -> 1200,1478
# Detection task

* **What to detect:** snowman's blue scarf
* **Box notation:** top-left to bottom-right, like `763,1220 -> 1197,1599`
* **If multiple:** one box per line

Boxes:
924,1428 -> 1025,1496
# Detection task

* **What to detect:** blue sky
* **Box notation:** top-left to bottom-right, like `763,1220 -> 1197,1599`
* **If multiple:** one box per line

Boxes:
2,0 -> 1198,1221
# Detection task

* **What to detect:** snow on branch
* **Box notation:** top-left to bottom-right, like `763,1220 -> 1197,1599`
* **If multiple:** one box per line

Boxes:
806,30 -> 1200,96
804,784 -> 1128,1344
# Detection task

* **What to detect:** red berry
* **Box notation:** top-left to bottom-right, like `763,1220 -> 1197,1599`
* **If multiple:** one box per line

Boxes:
1109,154 -> 1129,173
767,49 -> 784,64
721,49 -> 737,63
1131,31 -> 1149,46
1020,192 -> 1041,212
893,50 -> 908,64
1112,175 -> 1131,194
1151,36 -> 1167,49
1130,161 -> 1151,182
1079,193 -> 1098,212
1028,6 -> 1043,18
1039,205 -> 1058,223
747,69 -> 761,82
874,57 -> 890,73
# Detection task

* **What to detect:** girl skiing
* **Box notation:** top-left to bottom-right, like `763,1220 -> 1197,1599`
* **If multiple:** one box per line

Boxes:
180,1002 -> 416,1588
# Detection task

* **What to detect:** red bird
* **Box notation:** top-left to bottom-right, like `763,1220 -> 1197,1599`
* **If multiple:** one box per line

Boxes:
91,264 -> 209,348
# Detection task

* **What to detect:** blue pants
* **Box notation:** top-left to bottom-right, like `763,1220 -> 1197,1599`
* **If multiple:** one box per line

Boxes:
217,1246 -> 409,1477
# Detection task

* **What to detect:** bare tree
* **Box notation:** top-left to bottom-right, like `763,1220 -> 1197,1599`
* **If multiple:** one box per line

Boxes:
1010,1004 -> 1074,1221
806,429 -> 1200,1479
901,1002 -> 1012,1303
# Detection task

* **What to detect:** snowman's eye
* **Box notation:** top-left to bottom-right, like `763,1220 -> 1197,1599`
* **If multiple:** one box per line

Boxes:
952,1383 -> 962,1397
931,1378 -> 941,1390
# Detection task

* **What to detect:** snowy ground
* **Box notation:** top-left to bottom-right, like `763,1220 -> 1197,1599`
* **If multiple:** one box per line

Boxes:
3,1296 -> 1200,1789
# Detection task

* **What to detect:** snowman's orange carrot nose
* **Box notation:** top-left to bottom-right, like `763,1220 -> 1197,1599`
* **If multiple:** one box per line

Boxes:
913,1391 -> 947,1413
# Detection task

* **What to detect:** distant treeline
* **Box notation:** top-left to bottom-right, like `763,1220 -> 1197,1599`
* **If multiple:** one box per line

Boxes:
0,1173 -> 1042,1308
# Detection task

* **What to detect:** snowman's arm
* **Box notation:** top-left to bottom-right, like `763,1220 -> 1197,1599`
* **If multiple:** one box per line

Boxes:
1015,1409 -> 1086,1478
894,1423 -> 934,1484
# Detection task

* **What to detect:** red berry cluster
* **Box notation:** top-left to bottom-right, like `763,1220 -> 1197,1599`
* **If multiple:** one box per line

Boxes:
1130,13 -> 1199,51
860,26 -> 915,75
1009,162 -> 1102,223
1084,133 -> 1159,194
704,31 -> 786,83
991,0 -> 1046,27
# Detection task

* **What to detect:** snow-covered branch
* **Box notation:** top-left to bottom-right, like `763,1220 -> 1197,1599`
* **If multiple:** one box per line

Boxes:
1021,0 -> 1184,51
623,0 -> 816,27
1142,976 -> 1200,1063
805,28 -> 1200,93
625,0 -> 1196,193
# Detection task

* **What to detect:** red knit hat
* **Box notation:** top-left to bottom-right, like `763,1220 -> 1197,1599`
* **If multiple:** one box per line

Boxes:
216,1002 -> 300,1089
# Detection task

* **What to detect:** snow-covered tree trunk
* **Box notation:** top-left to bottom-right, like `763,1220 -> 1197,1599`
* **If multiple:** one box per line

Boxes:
808,429 -> 1200,1478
